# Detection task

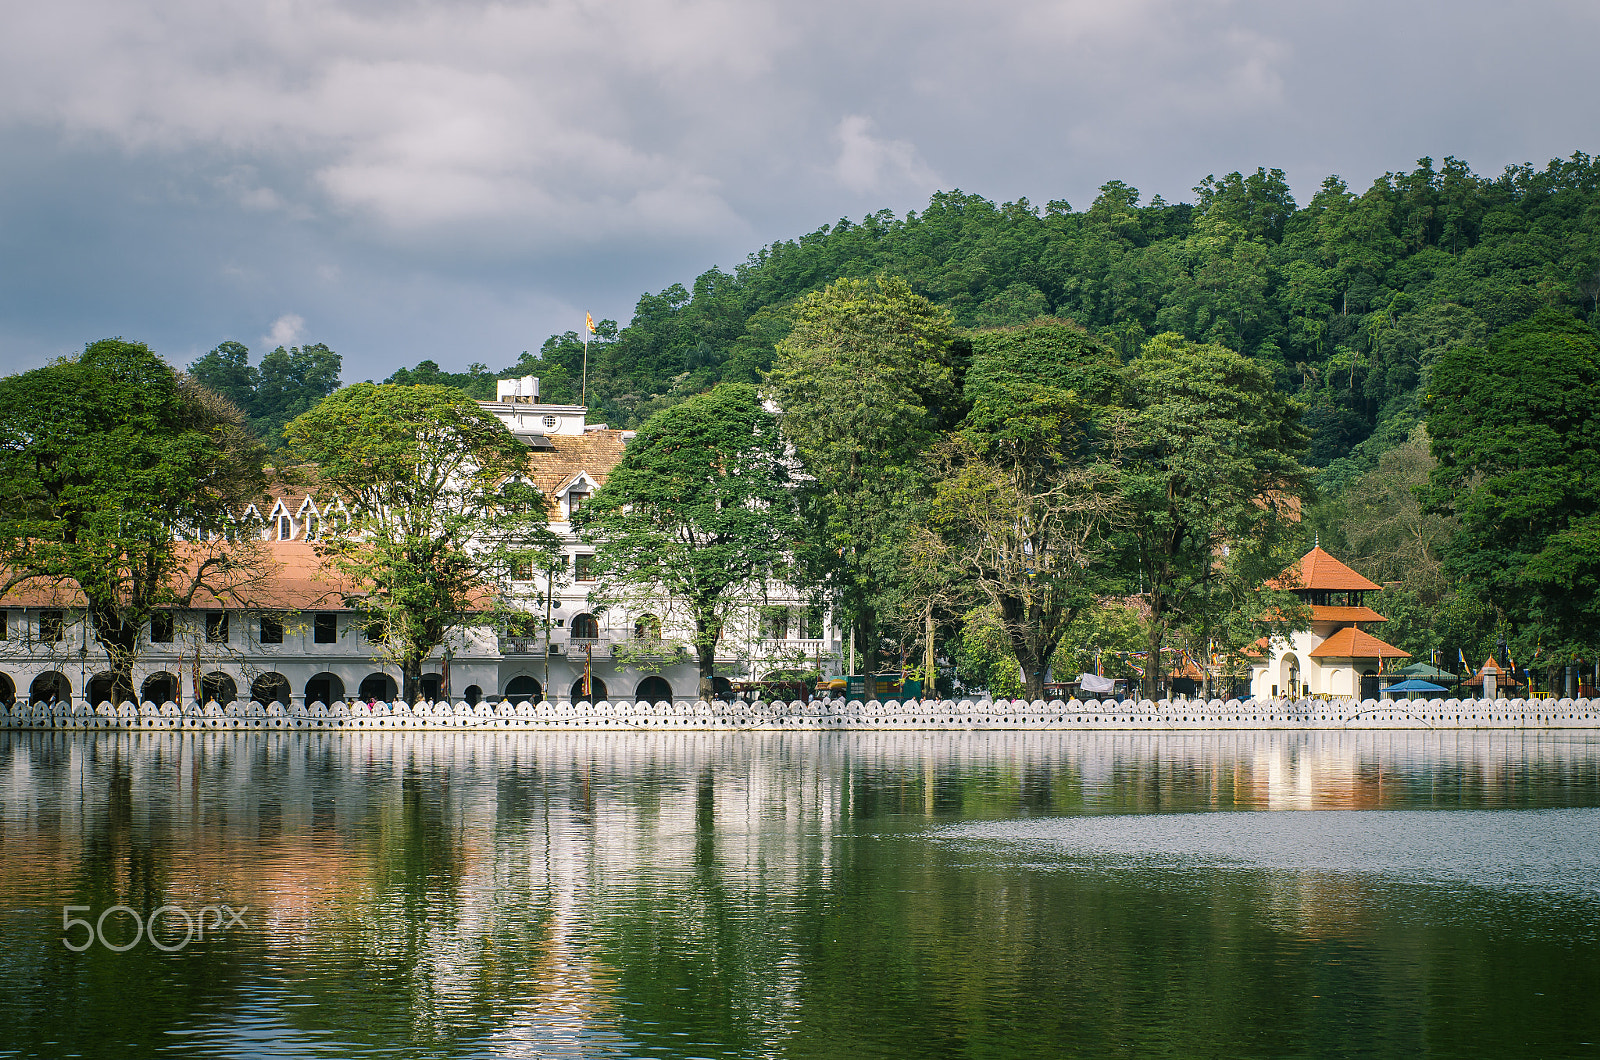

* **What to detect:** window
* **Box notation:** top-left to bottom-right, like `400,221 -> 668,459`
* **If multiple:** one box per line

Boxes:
313,613 -> 337,643
575,554 -> 596,582
567,491 -> 589,516
278,516 -> 292,540
512,555 -> 536,581
206,612 -> 229,643
150,612 -> 174,643
0,611 -> 7,641
543,415 -> 557,429
40,610 -> 65,643
362,618 -> 385,642
571,613 -> 599,639
305,515 -> 319,540
634,614 -> 661,640
260,614 -> 284,644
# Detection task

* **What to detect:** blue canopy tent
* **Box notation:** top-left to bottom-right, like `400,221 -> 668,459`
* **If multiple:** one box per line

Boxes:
1383,678 -> 1448,700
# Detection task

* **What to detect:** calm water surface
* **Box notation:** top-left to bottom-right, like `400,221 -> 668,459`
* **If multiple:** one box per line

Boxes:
0,730 -> 1596,1059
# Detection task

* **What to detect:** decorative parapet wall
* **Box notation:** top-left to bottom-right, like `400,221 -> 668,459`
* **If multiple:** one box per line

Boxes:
0,696 -> 1595,731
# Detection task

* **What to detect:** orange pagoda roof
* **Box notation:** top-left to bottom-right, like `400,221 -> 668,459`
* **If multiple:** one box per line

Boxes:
1309,604 -> 1387,623
1268,546 -> 1383,593
1308,626 -> 1410,660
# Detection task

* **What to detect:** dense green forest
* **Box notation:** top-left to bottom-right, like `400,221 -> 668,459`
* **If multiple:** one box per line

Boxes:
185,151 -> 1600,691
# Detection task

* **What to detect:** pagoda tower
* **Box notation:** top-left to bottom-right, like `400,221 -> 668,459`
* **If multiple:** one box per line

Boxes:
1250,546 -> 1410,700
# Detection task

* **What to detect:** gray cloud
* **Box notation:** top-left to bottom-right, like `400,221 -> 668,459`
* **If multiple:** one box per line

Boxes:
1,0 -> 1596,379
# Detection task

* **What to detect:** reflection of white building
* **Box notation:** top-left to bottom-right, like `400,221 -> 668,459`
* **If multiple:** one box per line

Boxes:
0,378 -> 833,709
1249,547 -> 1410,701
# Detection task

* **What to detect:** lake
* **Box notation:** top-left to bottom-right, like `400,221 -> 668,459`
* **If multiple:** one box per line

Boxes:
1,729 -> 1596,1058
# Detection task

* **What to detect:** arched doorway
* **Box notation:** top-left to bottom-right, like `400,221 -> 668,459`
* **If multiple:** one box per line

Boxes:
569,675 -> 607,702
358,673 -> 397,703
571,613 -> 599,639
305,672 -> 345,706
504,675 -> 542,703
1281,654 -> 1301,698
201,672 -> 237,706
0,673 -> 15,705
251,672 -> 291,706
420,673 -> 443,702
635,675 -> 672,704
30,672 -> 71,705
712,676 -> 732,698
88,671 -> 129,707
463,684 -> 482,706
1361,669 -> 1379,700
141,672 -> 178,705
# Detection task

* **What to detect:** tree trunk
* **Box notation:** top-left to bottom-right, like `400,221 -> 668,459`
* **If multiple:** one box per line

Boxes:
1143,612 -> 1164,701
402,656 -> 421,704
88,600 -> 138,706
694,611 -> 720,701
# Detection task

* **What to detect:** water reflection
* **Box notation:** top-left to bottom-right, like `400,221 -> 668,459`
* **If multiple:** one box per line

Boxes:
0,730 -> 1596,1059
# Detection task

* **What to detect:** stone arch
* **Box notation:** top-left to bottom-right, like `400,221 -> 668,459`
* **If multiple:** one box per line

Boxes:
88,671 -> 126,707
570,675 -> 606,702
0,673 -> 14,705
202,671 -> 237,705
635,675 -> 672,703
251,672 -> 291,706
141,671 -> 178,705
1281,654 -> 1301,697
463,684 -> 482,706
305,672 -> 345,706
504,675 -> 542,702
358,673 -> 398,703
30,671 -> 71,705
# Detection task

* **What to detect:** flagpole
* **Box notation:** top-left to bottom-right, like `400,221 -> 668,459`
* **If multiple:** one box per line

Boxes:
581,321 -> 588,409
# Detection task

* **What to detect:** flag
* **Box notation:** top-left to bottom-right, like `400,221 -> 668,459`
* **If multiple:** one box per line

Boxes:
1459,648 -> 1468,673
585,312 -> 596,337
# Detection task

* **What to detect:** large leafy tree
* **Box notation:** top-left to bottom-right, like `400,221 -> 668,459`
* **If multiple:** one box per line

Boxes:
1425,310 -> 1600,661
190,340 -> 342,446
283,383 -> 557,701
574,383 -> 800,699
0,339 -> 268,701
1121,334 -> 1310,696
767,275 -> 957,679
925,321 -> 1127,699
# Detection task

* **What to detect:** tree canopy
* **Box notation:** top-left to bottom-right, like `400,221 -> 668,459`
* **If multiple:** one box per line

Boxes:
282,383 -> 557,700
0,339 -> 268,700
574,383 -> 800,698
190,340 -> 342,447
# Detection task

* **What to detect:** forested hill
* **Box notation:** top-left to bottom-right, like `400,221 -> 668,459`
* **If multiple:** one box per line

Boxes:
409,152 -> 1600,479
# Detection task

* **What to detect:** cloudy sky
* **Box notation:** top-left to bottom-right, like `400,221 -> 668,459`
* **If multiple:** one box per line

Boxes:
2,0 -> 1595,380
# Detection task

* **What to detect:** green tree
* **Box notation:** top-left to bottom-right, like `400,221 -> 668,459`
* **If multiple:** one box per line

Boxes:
189,340 -> 342,446
1121,334 -> 1311,695
574,383 -> 801,700
1425,310 -> 1600,659
926,322 -> 1127,699
767,276 -> 957,679
282,383 -> 557,701
0,339 -> 268,701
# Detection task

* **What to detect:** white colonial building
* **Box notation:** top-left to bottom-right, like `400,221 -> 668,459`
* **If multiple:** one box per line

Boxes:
0,378 -> 836,709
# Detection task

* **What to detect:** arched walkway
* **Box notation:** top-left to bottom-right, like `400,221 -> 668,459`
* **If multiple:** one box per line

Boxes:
420,673 -> 443,702
30,672 -> 70,705
359,673 -> 397,703
712,676 -> 732,697
635,675 -> 672,704
141,672 -> 178,705
88,671 -> 130,707
570,675 -> 607,702
1281,654 -> 1301,698
202,672 -> 237,705
251,672 -> 291,706
504,675 -> 542,702
463,684 -> 482,706
305,672 -> 345,706
0,673 -> 14,705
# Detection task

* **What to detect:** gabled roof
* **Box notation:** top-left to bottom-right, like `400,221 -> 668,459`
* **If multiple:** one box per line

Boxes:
521,430 -> 630,516
1307,625 -> 1411,660
1268,546 -> 1383,593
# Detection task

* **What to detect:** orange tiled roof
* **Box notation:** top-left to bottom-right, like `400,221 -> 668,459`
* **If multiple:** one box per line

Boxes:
1268,546 -> 1383,593
1309,604 -> 1387,623
1308,625 -> 1411,660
